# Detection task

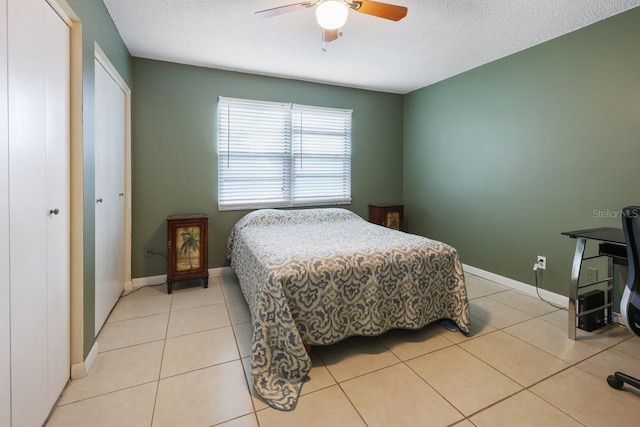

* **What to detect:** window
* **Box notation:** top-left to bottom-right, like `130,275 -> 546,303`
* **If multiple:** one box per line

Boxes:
218,96 -> 352,211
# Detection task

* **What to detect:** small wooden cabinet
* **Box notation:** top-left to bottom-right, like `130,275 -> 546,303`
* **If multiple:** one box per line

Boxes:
369,204 -> 404,231
166,214 -> 209,294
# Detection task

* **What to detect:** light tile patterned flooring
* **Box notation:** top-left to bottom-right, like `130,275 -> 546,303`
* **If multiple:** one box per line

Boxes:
46,271 -> 640,426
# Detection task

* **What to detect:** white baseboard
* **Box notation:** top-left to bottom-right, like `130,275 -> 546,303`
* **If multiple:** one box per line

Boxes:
130,267 -> 233,290
131,274 -> 166,289
462,263 -> 568,308
209,266 -> 232,277
70,340 -> 99,379
132,265 -> 566,308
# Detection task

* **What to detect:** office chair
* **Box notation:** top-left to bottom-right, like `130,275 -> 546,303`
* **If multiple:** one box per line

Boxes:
607,206 -> 640,392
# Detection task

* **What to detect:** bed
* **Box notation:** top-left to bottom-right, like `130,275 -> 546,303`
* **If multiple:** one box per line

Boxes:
226,208 -> 470,410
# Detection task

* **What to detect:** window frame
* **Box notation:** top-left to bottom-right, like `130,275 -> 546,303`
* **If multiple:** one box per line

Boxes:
217,96 -> 352,211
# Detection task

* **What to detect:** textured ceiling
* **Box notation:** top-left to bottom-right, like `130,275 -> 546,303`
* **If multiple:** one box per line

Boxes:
103,0 -> 640,94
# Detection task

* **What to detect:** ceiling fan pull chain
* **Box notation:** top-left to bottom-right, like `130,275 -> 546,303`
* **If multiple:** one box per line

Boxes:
321,28 -> 327,51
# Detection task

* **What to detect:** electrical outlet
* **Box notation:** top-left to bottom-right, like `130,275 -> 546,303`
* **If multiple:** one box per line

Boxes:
537,256 -> 546,270
144,245 -> 153,257
586,267 -> 598,283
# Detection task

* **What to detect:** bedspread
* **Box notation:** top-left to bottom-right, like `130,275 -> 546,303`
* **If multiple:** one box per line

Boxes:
226,208 -> 469,410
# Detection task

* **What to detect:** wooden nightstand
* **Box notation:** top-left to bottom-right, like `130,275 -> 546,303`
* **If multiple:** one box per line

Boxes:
369,204 -> 404,231
166,214 -> 209,294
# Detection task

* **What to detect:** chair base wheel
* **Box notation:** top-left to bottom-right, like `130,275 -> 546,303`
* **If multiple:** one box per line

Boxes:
607,374 -> 624,390
607,371 -> 640,392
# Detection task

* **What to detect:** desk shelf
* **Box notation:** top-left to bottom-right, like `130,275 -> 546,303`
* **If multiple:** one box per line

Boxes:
577,278 -> 613,290
563,227 -> 626,340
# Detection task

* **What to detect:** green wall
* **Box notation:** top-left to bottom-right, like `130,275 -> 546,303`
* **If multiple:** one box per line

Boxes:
132,59 -> 404,277
403,7 -> 640,297
66,0 -> 132,356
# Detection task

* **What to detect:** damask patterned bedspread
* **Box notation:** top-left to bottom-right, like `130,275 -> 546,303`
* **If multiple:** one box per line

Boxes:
226,208 -> 470,411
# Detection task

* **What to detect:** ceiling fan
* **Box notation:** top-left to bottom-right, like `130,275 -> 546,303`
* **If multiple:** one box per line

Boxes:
255,0 -> 408,44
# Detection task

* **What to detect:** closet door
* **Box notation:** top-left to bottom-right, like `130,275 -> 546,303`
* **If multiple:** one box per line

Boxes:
8,1 -> 70,425
94,58 -> 125,334
8,0 -> 49,424
44,3 -> 71,408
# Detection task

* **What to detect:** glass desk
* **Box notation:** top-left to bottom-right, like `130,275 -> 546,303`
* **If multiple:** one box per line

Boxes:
562,227 -> 627,340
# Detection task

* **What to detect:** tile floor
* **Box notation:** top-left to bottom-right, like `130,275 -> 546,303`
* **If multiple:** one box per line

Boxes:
46,271 -> 640,427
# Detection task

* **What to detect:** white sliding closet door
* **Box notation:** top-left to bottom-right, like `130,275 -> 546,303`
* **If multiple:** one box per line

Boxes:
94,58 -> 126,334
8,0 -> 71,425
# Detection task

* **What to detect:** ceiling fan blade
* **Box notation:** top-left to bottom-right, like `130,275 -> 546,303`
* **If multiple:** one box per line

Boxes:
350,0 -> 407,21
255,2 -> 315,18
323,28 -> 339,43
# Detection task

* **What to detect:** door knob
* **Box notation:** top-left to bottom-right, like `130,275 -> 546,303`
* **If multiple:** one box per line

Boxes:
119,193 -> 124,197
49,208 -> 60,215
96,198 -> 103,203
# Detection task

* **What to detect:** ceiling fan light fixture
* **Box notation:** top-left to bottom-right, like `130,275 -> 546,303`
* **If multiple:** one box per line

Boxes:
315,1 -> 349,30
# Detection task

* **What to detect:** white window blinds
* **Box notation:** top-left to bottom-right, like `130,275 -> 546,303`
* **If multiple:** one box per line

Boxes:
218,96 -> 352,211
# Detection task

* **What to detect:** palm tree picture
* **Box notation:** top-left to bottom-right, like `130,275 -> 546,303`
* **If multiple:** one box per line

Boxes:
176,226 -> 201,271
